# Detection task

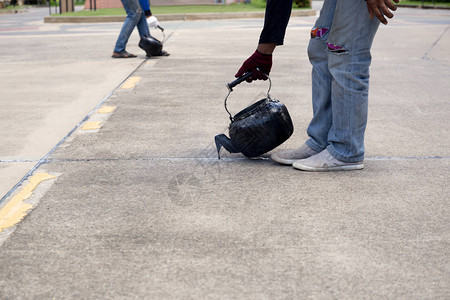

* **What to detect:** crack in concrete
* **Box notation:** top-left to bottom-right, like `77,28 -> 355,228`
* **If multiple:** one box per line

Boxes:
0,60 -> 148,205
0,24 -> 183,205
422,25 -> 449,60
2,155 -> 448,164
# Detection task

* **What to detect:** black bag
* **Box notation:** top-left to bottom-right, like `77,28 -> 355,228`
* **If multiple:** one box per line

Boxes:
138,35 -> 163,57
215,73 -> 294,158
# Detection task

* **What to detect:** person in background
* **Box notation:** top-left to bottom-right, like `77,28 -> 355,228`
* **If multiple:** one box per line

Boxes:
112,0 -> 153,58
235,0 -> 399,171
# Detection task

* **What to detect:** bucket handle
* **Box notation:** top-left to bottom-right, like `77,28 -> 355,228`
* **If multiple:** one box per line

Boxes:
224,70 -> 272,122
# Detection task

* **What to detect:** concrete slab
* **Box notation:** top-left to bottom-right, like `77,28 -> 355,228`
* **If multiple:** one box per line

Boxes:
0,4 -> 449,299
0,162 -> 37,199
0,9 -> 158,199
48,22 -> 450,162
0,159 -> 448,298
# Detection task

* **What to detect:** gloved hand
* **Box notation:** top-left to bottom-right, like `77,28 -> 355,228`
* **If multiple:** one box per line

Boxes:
235,50 -> 272,82
147,15 -> 160,28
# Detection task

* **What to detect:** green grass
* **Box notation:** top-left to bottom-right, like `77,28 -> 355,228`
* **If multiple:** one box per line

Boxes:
57,3 -> 308,17
398,0 -> 450,6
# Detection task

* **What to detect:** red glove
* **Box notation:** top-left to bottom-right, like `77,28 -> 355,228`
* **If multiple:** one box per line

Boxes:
235,50 -> 272,82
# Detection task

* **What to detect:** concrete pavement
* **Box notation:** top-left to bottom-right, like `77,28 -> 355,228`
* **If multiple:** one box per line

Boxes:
0,5 -> 449,298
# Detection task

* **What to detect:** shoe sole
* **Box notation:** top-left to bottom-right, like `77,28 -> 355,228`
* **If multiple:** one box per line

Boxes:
111,55 -> 136,58
292,162 -> 364,172
271,153 -> 318,166
270,154 -> 296,165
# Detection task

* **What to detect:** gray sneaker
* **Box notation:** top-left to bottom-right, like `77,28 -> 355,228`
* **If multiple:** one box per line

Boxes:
271,143 -> 319,165
292,149 -> 364,171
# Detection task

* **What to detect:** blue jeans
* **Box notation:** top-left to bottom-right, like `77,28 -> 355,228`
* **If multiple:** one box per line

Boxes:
305,0 -> 380,162
113,0 -> 150,54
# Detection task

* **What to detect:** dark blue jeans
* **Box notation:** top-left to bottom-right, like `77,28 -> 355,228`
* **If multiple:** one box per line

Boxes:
113,0 -> 150,54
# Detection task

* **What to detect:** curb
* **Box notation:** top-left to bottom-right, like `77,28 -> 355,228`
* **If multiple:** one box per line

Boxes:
397,4 -> 450,9
43,9 -> 316,23
0,9 -> 27,14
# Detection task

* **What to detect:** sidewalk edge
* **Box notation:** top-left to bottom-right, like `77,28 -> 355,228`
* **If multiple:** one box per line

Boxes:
43,9 -> 316,23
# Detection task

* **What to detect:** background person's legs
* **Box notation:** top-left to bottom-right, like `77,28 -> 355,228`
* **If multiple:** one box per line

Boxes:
113,0 -> 143,55
136,11 -> 150,38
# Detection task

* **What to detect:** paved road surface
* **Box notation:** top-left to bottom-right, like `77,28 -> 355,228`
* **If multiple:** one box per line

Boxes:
0,4 -> 449,298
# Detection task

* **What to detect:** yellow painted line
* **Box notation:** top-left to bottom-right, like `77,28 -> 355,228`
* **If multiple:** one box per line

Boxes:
1,203 -> 33,229
146,61 -> 156,65
97,105 -> 117,114
0,173 -> 56,233
81,121 -> 102,130
121,76 -> 141,89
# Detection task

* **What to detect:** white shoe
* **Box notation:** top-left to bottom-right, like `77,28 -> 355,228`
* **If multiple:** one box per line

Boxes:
271,143 -> 319,165
292,149 -> 364,171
